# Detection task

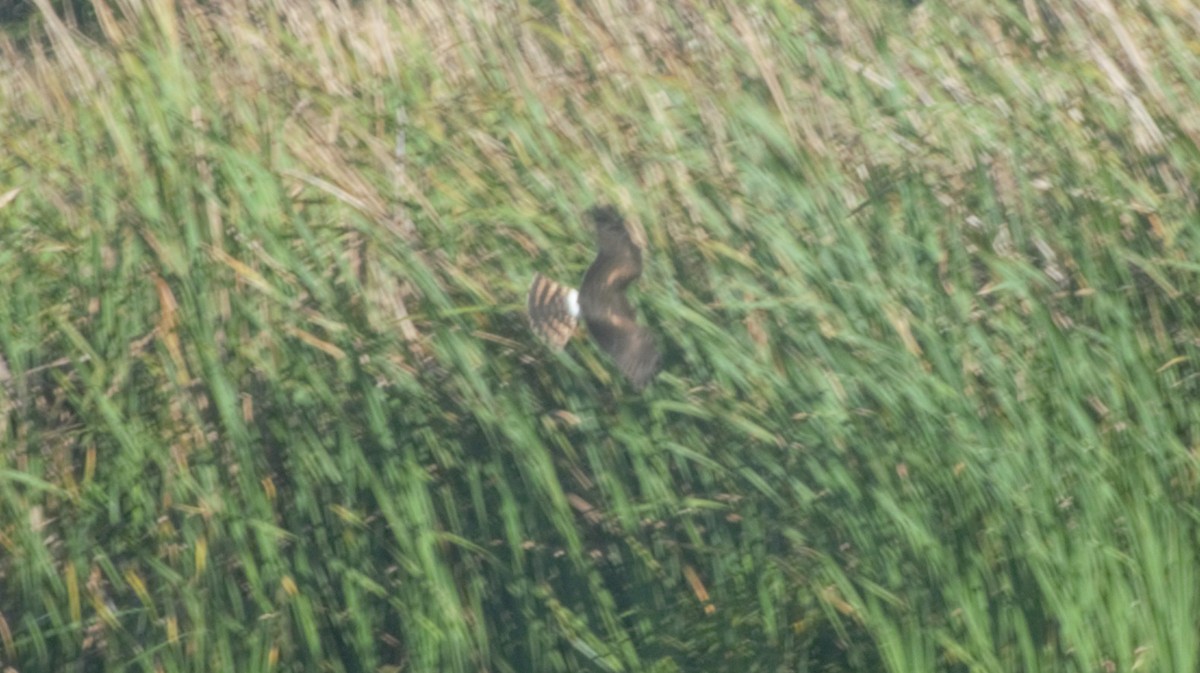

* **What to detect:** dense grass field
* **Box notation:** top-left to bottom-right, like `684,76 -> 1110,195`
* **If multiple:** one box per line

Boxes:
3,0 -> 1200,671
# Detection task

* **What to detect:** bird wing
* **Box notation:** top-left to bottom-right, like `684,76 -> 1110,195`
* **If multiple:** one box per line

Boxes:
578,207 -> 660,389
527,272 -> 579,350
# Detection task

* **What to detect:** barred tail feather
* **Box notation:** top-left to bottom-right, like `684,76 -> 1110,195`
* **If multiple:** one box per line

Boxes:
527,273 -> 579,350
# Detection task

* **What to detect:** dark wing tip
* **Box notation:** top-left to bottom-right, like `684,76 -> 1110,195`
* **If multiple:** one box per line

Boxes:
617,329 -> 661,390
587,205 -> 635,246
587,204 -> 622,227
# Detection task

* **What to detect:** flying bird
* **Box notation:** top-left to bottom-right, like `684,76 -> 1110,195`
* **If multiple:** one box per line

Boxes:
527,206 -> 661,389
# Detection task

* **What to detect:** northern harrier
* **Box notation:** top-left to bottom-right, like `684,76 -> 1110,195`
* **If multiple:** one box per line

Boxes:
527,206 -> 661,389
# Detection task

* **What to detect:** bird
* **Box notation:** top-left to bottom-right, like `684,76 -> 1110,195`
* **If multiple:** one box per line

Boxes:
527,206 -> 661,389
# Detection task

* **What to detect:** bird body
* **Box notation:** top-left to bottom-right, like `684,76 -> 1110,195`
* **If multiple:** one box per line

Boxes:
528,206 -> 661,389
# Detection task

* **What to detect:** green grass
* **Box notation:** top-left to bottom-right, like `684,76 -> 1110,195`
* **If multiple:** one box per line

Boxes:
2,0 -> 1200,671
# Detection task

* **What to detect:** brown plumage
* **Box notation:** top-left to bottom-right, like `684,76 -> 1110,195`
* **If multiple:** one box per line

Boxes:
527,206 -> 661,389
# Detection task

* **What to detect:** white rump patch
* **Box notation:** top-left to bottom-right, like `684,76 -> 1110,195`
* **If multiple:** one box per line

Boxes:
566,289 -> 580,318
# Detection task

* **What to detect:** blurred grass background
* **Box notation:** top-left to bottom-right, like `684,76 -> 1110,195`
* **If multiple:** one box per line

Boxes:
2,0 -> 1199,671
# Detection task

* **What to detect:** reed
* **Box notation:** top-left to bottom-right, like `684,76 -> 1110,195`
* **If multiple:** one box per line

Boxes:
1,0 -> 1198,670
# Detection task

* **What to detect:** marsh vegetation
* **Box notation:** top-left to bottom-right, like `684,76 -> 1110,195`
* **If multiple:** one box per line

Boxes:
2,1 -> 1199,671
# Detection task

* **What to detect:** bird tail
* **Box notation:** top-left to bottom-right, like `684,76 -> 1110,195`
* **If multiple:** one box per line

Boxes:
527,273 -> 579,350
